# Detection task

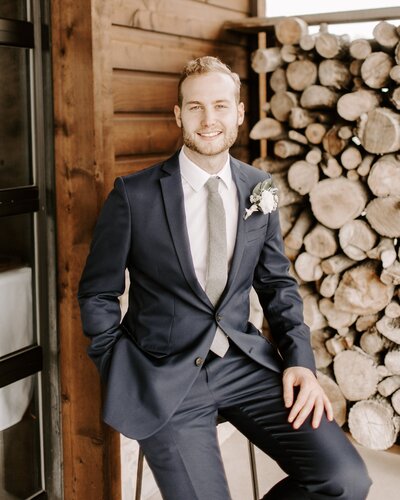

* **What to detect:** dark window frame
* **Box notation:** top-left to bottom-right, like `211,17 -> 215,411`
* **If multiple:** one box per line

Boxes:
0,2 -> 61,498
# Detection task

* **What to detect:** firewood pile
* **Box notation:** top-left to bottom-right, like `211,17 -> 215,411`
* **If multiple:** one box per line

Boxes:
251,17 -> 400,450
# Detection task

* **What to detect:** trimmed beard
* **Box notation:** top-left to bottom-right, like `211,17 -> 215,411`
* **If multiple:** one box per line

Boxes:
181,125 -> 239,156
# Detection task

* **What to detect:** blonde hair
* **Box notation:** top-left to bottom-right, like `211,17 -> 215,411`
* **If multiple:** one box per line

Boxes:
177,56 -> 241,106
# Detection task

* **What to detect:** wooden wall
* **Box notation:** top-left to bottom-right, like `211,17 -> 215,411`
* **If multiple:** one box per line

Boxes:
52,0 -> 252,499
109,0 -> 252,185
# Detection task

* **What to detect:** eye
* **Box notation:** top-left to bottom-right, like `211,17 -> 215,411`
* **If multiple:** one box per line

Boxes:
216,104 -> 228,109
189,105 -> 202,111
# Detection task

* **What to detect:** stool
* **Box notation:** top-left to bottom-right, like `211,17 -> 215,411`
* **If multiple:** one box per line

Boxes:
134,431 -> 260,500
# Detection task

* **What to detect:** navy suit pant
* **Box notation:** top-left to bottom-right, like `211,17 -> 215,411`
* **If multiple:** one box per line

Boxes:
138,344 -> 372,500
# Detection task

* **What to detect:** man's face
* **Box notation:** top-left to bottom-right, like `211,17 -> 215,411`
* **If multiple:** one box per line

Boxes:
174,72 -> 245,157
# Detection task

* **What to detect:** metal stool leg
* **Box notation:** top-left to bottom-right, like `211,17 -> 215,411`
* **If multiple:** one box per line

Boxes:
248,440 -> 259,500
135,447 -> 145,500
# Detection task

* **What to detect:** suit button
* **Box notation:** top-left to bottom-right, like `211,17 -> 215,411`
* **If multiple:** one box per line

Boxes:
195,357 -> 203,367
216,314 -> 222,322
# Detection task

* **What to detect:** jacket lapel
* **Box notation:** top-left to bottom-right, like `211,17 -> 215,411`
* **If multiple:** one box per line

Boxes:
160,153 -> 212,307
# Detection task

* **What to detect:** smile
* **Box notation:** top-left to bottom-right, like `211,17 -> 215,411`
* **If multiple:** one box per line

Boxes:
197,131 -> 222,138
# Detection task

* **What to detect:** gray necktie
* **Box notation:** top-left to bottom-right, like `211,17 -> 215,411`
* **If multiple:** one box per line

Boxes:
205,177 -> 230,357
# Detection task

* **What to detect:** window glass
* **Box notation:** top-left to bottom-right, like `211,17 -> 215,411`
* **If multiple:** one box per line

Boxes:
0,213 -> 35,356
0,375 -> 42,499
0,47 -> 32,189
0,0 -> 27,21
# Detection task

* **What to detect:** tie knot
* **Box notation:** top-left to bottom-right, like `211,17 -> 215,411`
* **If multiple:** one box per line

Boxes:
206,176 -> 220,194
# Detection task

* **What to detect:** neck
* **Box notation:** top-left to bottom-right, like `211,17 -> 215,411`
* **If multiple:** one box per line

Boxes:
183,146 -> 229,175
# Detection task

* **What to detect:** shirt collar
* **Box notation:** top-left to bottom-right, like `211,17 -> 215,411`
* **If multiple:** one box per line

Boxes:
179,147 -> 232,192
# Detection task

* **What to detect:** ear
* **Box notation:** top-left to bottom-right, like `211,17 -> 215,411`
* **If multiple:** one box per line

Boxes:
174,105 -> 182,128
237,102 -> 245,126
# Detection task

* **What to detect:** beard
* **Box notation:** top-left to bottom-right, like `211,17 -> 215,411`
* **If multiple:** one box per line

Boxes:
181,124 -> 239,156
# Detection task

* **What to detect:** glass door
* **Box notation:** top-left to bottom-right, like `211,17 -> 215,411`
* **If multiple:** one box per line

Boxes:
0,1 -> 59,498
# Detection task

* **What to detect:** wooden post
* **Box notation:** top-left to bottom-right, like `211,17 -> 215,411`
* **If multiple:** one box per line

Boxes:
51,0 -> 121,498
255,0 -> 267,158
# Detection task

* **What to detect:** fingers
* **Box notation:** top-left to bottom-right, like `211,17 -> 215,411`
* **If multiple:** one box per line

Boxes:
288,389 -> 335,430
311,395 -> 325,429
288,389 -> 316,429
283,367 -> 335,430
283,371 -> 295,409
324,394 -> 334,423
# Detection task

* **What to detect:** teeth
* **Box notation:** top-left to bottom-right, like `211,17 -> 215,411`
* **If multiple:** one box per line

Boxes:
199,131 -> 221,137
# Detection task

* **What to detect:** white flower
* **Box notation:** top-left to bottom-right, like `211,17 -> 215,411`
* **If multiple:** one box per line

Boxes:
244,179 -> 278,220
259,189 -> 277,214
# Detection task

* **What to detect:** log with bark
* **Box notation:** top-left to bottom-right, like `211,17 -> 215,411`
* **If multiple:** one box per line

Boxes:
311,330 -> 333,369
275,17 -> 308,46
251,47 -> 283,73
338,220 -> 377,261
309,178 -> 368,229
349,39 -> 374,60
286,60 -> 317,91
348,397 -> 400,449
315,32 -> 350,59
367,237 -> 397,268
303,224 -> 337,259
365,196 -> 400,237
249,117 -> 286,140
336,89 -> 381,121
367,154 -> 400,197
361,52 -> 394,89
358,107 -> 400,154
287,160 -> 319,195
270,91 -> 298,121
373,21 -> 400,50
317,371 -> 347,426
249,16 -> 400,449
319,273 -> 340,298
334,261 -> 394,315
300,85 -> 339,109
318,59 -> 351,89
333,349 -> 379,401
360,327 -> 390,356
284,208 -> 314,250
376,315 -> 400,344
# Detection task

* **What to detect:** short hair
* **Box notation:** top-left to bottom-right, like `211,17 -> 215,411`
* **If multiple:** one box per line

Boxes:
177,56 -> 241,106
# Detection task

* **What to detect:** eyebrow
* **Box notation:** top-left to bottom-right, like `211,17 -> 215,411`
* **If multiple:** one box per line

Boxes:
185,99 -> 231,105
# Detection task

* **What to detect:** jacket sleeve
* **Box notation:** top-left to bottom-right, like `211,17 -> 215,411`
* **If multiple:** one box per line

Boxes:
77,177 -> 131,379
252,207 -> 316,374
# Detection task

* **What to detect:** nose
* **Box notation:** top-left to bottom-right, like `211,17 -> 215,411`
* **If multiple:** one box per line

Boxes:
201,107 -> 217,127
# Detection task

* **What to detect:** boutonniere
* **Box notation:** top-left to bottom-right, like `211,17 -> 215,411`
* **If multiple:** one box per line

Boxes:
244,179 -> 278,220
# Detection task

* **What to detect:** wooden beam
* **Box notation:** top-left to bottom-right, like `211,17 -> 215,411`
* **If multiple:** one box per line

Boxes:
225,7 -> 400,33
51,0 -> 121,498
193,0 -> 251,13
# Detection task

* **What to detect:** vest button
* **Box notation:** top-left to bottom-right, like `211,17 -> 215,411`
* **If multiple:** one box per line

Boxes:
195,357 -> 203,367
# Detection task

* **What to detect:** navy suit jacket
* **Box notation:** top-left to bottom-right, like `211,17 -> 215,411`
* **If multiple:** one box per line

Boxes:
78,151 -> 316,439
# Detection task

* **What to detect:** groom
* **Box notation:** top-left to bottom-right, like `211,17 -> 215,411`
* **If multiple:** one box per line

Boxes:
78,57 -> 371,499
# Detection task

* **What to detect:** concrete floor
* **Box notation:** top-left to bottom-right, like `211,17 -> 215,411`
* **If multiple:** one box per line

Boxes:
144,423 -> 400,500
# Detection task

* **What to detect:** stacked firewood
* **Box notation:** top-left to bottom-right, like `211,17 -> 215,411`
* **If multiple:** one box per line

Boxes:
251,17 -> 400,450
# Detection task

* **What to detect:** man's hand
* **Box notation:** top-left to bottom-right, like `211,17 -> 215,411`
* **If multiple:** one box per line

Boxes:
283,366 -> 334,430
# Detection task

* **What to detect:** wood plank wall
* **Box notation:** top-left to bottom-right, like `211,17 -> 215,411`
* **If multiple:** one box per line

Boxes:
110,0 -> 252,184
52,1 -> 252,499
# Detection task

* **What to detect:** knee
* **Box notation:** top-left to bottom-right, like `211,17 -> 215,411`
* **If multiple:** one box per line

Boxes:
331,455 -> 372,500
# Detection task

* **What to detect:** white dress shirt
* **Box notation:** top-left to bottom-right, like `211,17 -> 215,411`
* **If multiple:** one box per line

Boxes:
179,147 -> 239,291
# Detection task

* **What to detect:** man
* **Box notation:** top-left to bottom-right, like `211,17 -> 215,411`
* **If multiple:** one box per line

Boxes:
78,57 -> 371,499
